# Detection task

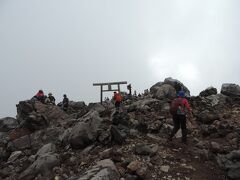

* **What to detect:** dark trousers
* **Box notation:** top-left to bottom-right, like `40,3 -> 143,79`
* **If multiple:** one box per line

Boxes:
115,101 -> 121,108
170,114 -> 187,142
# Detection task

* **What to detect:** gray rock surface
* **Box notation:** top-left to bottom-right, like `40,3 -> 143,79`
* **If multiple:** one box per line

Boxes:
36,143 -> 56,156
76,159 -> 119,180
221,83 -> 240,97
19,153 -> 59,180
0,117 -> 19,132
69,111 -> 102,149
153,84 -> 176,100
199,87 -> 217,97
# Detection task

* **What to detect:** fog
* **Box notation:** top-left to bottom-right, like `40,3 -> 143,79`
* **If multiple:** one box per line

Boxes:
0,0 -> 240,117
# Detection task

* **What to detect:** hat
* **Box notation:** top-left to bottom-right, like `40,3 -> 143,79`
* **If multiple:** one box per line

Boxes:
177,91 -> 185,97
48,92 -> 52,96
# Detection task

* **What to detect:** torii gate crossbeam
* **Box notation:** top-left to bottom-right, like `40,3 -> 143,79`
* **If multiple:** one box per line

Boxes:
93,81 -> 127,103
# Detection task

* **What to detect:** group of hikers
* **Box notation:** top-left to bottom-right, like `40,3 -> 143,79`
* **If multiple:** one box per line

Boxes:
32,90 -> 69,111
34,87 -> 193,145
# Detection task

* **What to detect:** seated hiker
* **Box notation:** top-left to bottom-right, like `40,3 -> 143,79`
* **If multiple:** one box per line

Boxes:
34,90 -> 45,103
169,90 -> 192,144
45,92 -> 56,105
113,91 -> 122,109
62,94 -> 69,111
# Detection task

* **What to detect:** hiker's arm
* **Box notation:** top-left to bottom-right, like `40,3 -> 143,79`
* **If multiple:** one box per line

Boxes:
183,99 -> 191,112
183,99 -> 194,123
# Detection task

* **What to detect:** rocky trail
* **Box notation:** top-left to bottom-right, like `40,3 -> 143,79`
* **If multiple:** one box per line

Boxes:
0,78 -> 240,180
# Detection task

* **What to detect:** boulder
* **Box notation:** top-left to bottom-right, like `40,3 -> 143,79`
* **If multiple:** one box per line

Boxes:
30,127 -> 64,151
160,165 -> 170,173
0,147 -> 10,162
111,125 -> 129,145
68,111 -> 102,149
36,143 -> 56,156
77,159 -> 120,180
217,150 -> 240,180
153,84 -> 176,100
7,151 -> 22,163
203,94 -> 227,107
221,83 -> 240,97
68,101 -> 86,110
24,113 -> 49,130
0,132 -> 9,146
16,101 -> 69,131
134,143 -> 158,156
7,135 -> 31,151
58,128 -> 72,145
88,103 -> 106,113
164,77 -> 190,96
150,82 -> 164,94
112,111 -> 129,126
199,87 -> 217,97
197,110 -> 220,124
19,153 -> 59,180
127,160 -> 142,172
200,124 -> 217,136
69,122 -> 97,149
16,100 -> 35,122
127,98 -> 159,112
210,141 -> 221,153
0,117 -> 19,132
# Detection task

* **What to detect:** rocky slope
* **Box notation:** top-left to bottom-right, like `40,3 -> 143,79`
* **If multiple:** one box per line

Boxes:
0,78 -> 240,180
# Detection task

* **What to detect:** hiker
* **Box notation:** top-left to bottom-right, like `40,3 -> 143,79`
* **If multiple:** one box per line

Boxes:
62,94 -> 69,111
127,84 -> 132,95
45,92 -> 56,105
169,90 -> 192,144
33,90 -> 45,103
127,84 -> 132,100
113,91 -> 122,109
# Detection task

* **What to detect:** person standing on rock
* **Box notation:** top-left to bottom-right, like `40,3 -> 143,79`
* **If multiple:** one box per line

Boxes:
113,91 -> 122,110
169,90 -> 192,144
62,94 -> 69,111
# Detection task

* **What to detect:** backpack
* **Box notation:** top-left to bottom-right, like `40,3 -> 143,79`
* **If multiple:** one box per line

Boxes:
170,98 -> 185,115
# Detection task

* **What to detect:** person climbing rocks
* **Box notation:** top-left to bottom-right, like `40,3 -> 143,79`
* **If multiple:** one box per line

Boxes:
113,91 -> 122,110
169,90 -> 193,144
62,94 -> 69,111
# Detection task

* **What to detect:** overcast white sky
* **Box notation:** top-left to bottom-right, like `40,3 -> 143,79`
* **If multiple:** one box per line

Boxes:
1,0 -> 240,118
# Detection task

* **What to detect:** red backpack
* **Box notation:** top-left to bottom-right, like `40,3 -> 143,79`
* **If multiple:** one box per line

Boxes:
170,98 -> 185,115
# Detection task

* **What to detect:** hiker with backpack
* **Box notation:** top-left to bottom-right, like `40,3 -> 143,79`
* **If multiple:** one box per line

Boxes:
169,90 -> 193,144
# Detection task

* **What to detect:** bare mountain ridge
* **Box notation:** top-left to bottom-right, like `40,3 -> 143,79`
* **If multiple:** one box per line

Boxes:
0,77 -> 240,180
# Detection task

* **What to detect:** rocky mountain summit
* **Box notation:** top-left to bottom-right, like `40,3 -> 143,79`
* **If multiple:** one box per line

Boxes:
1,78 -> 240,180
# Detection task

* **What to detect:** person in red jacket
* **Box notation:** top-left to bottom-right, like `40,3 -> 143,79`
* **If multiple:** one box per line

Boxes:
35,90 -> 45,102
113,91 -> 122,109
169,90 -> 192,144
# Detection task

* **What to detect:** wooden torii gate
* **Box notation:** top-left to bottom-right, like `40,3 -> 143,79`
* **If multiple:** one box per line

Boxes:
93,81 -> 127,103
